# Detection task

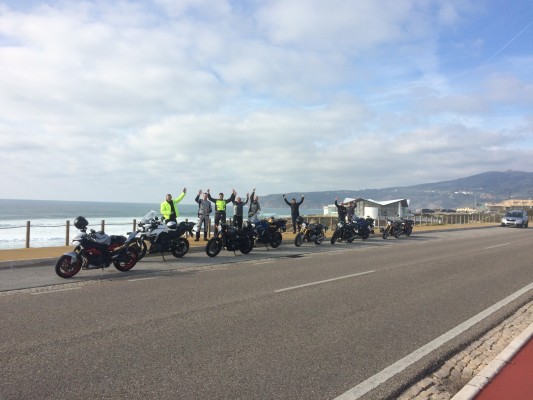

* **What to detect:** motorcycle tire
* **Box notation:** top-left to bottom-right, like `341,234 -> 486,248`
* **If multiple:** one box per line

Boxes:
171,238 -> 189,258
294,233 -> 304,247
113,248 -> 139,271
406,228 -> 412,237
361,229 -> 370,240
330,232 -> 338,245
382,230 -> 389,239
136,240 -> 148,260
314,234 -> 325,245
55,254 -> 82,278
206,238 -> 222,257
270,232 -> 282,248
239,236 -> 253,254
394,231 -> 400,239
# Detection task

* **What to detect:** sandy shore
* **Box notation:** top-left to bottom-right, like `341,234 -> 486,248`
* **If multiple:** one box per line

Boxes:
0,223 -> 498,262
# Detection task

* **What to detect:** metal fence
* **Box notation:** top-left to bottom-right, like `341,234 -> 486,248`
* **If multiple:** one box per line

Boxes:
1,213 -> 505,249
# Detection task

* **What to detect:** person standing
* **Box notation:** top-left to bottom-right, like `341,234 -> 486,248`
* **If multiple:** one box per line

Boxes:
160,188 -> 187,222
194,190 -> 212,241
283,194 -> 305,233
335,198 -> 347,223
247,188 -> 261,222
346,201 -> 356,222
207,189 -> 236,235
232,192 -> 249,229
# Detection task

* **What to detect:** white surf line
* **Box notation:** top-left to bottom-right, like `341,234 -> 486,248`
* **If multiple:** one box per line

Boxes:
31,287 -> 82,295
484,243 -> 510,250
334,281 -> 533,400
274,271 -> 375,293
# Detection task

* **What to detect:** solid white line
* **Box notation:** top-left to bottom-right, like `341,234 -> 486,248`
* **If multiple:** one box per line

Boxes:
274,271 -> 375,293
484,243 -> 510,250
127,277 -> 158,282
334,282 -> 533,400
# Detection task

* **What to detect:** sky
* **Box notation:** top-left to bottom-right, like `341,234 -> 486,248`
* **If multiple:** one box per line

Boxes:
0,0 -> 532,204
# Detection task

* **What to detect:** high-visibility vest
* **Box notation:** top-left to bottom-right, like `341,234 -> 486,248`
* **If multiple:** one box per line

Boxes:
215,199 -> 227,212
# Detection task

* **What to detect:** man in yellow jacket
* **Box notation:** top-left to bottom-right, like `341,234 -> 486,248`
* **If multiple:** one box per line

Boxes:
161,188 -> 187,222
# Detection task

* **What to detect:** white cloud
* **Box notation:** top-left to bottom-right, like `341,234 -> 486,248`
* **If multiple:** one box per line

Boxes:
0,0 -> 531,203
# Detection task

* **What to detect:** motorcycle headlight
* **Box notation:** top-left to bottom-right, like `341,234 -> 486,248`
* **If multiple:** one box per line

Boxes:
337,222 -> 343,228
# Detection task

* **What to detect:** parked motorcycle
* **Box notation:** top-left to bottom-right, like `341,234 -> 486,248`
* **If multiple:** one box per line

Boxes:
248,215 -> 286,249
134,210 -> 195,260
330,220 -> 357,244
351,217 -> 371,240
55,216 -> 139,278
381,218 -> 413,239
294,217 -> 328,246
205,222 -> 254,257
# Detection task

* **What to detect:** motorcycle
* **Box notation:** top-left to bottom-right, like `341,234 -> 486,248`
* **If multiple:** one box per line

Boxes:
55,216 -> 139,279
381,218 -> 413,239
330,220 -> 357,244
205,222 -> 254,257
365,216 -> 375,234
248,214 -> 286,249
351,217 -> 371,240
294,217 -> 328,246
134,211 -> 195,260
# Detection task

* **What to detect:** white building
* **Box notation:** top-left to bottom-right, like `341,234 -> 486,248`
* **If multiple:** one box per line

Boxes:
323,198 -> 410,219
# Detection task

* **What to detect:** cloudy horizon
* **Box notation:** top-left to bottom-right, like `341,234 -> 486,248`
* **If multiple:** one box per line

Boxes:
1,0 -> 532,204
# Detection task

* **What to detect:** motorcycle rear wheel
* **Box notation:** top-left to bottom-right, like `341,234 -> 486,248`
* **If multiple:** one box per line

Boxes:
136,240 -> 148,260
206,238 -> 222,257
314,234 -> 325,245
270,232 -> 282,248
240,236 -> 253,254
55,255 -> 82,278
113,248 -> 139,271
171,238 -> 189,258
294,233 -> 304,247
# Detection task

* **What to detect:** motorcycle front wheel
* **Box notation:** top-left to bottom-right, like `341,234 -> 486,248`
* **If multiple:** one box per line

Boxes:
114,248 -> 139,271
206,238 -> 222,257
294,233 -> 304,247
330,231 -> 338,244
55,254 -> 82,278
382,229 -> 389,239
171,237 -> 189,258
270,232 -> 282,248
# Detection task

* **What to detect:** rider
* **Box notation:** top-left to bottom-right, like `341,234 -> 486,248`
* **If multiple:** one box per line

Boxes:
334,198 -> 347,223
207,189 -> 236,235
160,188 -> 186,222
283,194 -> 304,233
247,189 -> 261,222
194,190 -> 212,241
232,192 -> 249,229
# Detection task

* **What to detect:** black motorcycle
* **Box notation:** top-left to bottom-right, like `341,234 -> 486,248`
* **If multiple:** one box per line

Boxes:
351,217 -> 371,240
205,222 -> 254,257
330,220 -> 357,244
381,218 -> 413,239
249,217 -> 286,249
294,217 -> 328,246
55,216 -> 139,278
134,211 -> 195,260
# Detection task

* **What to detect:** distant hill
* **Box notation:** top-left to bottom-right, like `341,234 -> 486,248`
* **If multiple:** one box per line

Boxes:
259,171 -> 533,211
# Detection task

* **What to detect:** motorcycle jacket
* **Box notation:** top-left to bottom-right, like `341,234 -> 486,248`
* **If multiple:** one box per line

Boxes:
283,196 -> 304,216
335,199 -> 347,222
232,195 -> 249,217
195,194 -> 212,216
208,192 -> 235,214
160,191 -> 186,220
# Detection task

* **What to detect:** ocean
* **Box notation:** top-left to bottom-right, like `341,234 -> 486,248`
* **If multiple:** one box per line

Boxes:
0,199 -> 322,250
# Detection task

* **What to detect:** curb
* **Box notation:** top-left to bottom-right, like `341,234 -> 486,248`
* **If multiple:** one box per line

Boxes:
451,321 -> 533,400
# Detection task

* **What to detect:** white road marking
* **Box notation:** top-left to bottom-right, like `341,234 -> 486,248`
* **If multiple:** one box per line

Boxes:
334,282 -> 533,400
274,271 -> 375,293
127,277 -> 158,282
484,243 -> 510,250
31,287 -> 81,295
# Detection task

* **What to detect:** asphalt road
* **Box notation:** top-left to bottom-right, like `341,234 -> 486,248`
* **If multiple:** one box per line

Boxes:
1,228 -> 532,400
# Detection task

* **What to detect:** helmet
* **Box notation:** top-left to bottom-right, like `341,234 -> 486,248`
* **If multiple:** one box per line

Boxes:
166,221 -> 177,230
74,216 -> 88,230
